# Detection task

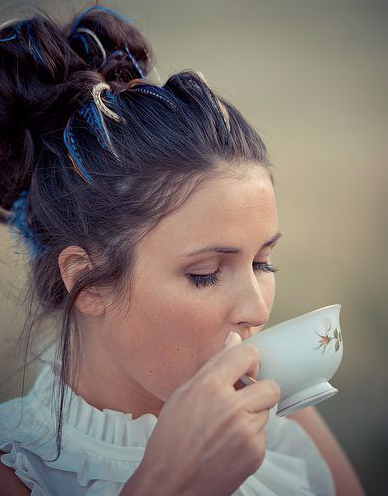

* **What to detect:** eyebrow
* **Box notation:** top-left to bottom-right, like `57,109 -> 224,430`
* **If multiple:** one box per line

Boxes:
180,231 -> 282,257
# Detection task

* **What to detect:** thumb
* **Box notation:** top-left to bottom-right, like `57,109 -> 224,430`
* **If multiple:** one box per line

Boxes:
224,332 -> 260,390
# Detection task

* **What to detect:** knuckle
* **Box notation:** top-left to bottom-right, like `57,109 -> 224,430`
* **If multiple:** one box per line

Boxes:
260,408 -> 270,427
250,407 -> 269,431
235,411 -> 257,441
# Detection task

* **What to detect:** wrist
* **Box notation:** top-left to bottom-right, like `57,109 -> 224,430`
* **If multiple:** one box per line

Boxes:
119,460 -> 191,496
119,462 -> 152,496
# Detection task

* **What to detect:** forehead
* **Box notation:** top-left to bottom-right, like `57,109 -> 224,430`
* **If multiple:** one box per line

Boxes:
139,167 -> 277,256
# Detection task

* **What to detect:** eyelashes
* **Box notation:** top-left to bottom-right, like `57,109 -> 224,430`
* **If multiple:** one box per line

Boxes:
188,262 -> 278,289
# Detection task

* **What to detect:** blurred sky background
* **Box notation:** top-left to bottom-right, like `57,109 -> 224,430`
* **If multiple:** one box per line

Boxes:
0,1 -> 387,495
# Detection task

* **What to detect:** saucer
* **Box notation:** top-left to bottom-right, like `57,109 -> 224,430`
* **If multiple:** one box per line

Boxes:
276,382 -> 338,417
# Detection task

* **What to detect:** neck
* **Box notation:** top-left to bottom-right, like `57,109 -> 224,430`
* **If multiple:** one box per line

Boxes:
65,327 -> 165,419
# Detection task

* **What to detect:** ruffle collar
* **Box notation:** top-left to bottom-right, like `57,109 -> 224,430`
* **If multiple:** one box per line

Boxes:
1,361 -> 333,494
30,362 -> 159,454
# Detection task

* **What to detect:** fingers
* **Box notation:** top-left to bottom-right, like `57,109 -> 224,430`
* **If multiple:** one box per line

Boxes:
237,379 -> 281,414
242,407 -> 271,433
201,337 -> 261,389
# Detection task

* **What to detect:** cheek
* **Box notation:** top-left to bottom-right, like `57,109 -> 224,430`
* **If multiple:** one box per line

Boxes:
262,273 -> 276,312
110,281 -> 221,400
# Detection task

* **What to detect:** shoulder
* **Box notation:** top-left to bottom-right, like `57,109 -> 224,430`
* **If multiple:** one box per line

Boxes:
0,385 -> 51,496
0,451 -> 31,495
287,405 -> 347,459
288,406 -> 367,496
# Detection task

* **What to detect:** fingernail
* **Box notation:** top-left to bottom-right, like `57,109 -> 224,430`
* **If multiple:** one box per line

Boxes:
225,331 -> 242,347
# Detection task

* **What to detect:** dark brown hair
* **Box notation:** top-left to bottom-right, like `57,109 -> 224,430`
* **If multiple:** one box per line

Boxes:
0,2 -> 272,460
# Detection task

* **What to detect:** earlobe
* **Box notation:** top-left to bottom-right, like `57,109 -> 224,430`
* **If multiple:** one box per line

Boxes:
58,245 -> 106,316
76,289 -> 106,317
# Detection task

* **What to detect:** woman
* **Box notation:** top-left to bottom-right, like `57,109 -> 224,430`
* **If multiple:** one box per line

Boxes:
0,5 -> 366,496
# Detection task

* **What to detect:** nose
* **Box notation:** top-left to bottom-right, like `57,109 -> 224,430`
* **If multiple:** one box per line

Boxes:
229,274 -> 271,331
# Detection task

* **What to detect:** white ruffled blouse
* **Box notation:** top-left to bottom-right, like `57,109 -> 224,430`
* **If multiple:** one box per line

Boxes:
0,361 -> 336,496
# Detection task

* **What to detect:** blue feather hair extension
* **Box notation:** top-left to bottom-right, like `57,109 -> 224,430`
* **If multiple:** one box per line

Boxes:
79,97 -> 117,158
63,116 -> 94,185
79,101 -> 112,151
0,20 -> 46,63
124,45 -> 145,79
79,95 -> 120,159
23,21 -> 46,63
0,31 -> 18,41
6,190 -> 45,260
70,31 -> 90,54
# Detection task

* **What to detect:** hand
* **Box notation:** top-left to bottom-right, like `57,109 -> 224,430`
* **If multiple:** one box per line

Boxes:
121,332 -> 280,496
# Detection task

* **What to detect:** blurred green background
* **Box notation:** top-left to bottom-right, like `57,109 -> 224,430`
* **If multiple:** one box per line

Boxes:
0,0 -> 387,494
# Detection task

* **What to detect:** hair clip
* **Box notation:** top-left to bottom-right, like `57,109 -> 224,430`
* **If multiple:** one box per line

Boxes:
101,49 -> 125,64
74,27 -> 107,64
143,47 -> 162,85
130,84 -> 179,111
215,98 -> 230,132
63,82 -> 125,185
124,45 -> 145,79
0,17 -> 22,40
192,70 -> 231,132
92,82 -> 123,123
67,6 -> 163,84
70,30 -> 90,54
193,70 -> 208,85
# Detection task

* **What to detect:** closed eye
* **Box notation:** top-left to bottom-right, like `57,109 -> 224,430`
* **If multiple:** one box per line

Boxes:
187,261 -> 278,288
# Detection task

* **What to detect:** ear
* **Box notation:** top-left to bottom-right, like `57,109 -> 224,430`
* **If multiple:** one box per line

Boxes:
58,245 -> 106,316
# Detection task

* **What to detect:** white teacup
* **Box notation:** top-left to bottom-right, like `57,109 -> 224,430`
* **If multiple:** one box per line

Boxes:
241,304 -> 343,417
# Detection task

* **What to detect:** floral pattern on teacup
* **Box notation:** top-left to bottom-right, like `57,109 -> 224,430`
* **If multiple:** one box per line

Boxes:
314,318 -> 342,354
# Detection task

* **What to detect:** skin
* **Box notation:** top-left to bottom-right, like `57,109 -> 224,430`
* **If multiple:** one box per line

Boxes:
288,407 -> 368,496
57,162 -> 367,496
59,164 -> 279,418
0,163 -> 367,495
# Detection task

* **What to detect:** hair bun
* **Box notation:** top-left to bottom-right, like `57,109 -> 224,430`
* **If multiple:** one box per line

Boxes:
0,6 -> 156,210
66,6 -> 155,87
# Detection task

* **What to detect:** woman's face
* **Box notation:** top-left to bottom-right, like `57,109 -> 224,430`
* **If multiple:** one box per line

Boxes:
90,165 -> 280,416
